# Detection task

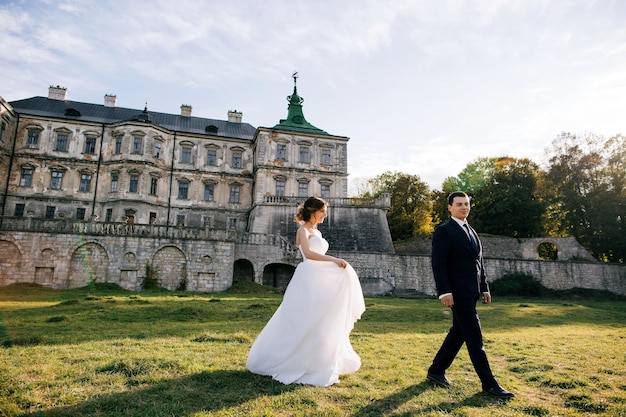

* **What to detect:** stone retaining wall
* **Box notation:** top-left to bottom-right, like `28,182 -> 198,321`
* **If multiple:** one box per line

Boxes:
1,230 -> 624,296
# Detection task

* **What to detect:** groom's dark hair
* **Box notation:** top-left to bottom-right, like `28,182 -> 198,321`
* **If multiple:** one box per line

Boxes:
447,191 -> 469,206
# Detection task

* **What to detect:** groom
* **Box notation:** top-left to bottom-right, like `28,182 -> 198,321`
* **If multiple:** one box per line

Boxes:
427,191 -> 514,399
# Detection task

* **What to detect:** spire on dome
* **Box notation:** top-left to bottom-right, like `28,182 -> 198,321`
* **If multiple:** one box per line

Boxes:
273,72 -> 329,135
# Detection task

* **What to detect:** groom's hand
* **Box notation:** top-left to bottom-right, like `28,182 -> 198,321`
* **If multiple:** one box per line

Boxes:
440,294 -> 454,308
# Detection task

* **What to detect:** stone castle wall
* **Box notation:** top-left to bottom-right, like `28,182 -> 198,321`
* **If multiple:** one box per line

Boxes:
335,251 -> 626,296
1,227 -> 624,296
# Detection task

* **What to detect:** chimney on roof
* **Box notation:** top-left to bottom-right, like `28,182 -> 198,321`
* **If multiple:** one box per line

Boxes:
48,85 -> 67,100
181,104 -> 192,117
228,110 -> 242,123
104,94 -> 117,107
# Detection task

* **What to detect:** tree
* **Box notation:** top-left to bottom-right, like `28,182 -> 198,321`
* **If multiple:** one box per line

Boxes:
470,157 -> 545,237
543,132 -> 625,262
441,157 -> 500,194
436,157 -> 502,226
368,171 -> 433,240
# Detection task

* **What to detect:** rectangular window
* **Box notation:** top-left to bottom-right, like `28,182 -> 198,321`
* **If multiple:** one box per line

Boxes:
129,174 -> 139,193
207,149 -> 217,166
115,137 -> 122,154
178,182 -> 189,199
132,137 -> 143,154
50,171 -> 63,190
79,174 -> 92,192
14,203 -> 25,217
20,168 -> 33,187
149,212 -> 157,224
298,182 -> 308,197
204,183 -> 214,201
181,147 -> 192,163
277,144 -> 287,161
321,148 -> 332,165
228,217 -> 238,229
203,215 -> 213,227
176,215 -> 185,226
105,208 -> 113,222
321,184 -> 330,199
76,207 -> 86,220
0,121 -> 5,141
45,206 -> 56,219
154,143 -> 161,158
232,152 -> 242,168
276,180 -> 285,197
229,185 -> 240,203
111,173 -> 118,192
27,131 -> 40,148
150,178 -> 158,195
55,134 -> 68,152
84,137 -> 97,154
299,146 -> 310,163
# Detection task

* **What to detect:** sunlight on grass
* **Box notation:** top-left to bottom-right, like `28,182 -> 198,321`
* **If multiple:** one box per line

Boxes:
0,284 -> 624,417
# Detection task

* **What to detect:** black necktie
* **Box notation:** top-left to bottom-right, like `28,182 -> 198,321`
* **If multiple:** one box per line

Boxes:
464,224 -> 478,249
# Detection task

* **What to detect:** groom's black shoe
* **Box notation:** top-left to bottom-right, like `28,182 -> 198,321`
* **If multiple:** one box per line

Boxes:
427,372 -> 452,387
483,385 -> 515,398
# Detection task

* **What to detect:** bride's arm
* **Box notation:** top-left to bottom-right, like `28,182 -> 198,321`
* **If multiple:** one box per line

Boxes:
297,227 -> 347,268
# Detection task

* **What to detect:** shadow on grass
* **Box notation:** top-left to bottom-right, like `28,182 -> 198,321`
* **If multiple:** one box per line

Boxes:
351,382 -> 510,417
19,370 -> 297,417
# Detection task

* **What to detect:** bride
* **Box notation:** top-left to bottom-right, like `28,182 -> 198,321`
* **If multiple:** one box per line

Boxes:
246,196 -> 366,386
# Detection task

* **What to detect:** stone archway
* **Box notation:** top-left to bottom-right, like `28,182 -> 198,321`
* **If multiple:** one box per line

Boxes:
537,241 -> 559,260
153,246 -> 187,290
233,259 -> 254,283
68,242 -> 109,288
0,240 -> 21,286
262,263 -> 296,289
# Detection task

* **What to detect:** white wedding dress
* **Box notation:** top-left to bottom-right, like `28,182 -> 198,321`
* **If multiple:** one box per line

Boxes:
246,229 -> 366,386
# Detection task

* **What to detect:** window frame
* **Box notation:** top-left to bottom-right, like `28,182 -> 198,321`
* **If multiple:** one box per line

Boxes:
27,129 -> 40,149
229,184 -> 241,203
204,183 -> 215,201
114,136 -> 123,154
150,177 -> 158,196
299,145 -> 310,163
177,181 -> 189,200
55,133 -> 69,152
45,206 -> 56,219
84,137 -> 97,154
50,170 -> 64,190
276,143 -> 287,161
79,173 -> 92,192
20,167 -> 34,187
231,151 -> 243,169
129,173 -> 139,193
132,136 -> 143,154
14,203 -> 25,217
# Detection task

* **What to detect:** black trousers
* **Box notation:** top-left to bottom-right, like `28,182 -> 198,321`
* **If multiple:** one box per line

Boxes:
428,296 -> 498,389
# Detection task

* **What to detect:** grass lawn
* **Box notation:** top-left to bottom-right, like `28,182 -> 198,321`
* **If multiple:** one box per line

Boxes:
0,282 -> 624,417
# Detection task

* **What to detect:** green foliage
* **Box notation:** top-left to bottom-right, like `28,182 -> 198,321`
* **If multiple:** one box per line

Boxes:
491,272 -> 547,297
368,171 -> 433,240
142,262 -> 159,290
471,157 -> 545,237
542,132 -> 626,262
441,157 -> 499,194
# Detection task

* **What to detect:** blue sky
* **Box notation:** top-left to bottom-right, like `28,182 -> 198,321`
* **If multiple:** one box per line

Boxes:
3,0 -> 626,192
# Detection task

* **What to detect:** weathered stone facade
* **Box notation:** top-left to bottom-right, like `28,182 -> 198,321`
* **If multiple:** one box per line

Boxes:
1,225 -> 624,296
1,84 -> 624,297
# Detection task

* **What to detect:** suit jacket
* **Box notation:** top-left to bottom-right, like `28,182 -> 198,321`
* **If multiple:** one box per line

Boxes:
431,218 -> 489,298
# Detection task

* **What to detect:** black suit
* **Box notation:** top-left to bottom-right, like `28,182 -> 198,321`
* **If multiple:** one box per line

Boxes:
428,218 -> 498,390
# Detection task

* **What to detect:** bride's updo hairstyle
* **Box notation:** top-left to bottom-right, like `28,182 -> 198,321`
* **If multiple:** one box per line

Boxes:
295,196 -> 328,224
